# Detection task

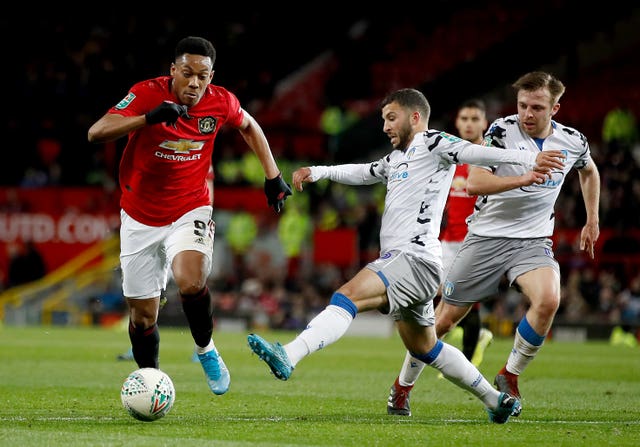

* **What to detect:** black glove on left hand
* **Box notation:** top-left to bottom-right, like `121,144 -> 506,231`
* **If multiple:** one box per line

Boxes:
145,101 -> 191,125
264,173 -> 292,213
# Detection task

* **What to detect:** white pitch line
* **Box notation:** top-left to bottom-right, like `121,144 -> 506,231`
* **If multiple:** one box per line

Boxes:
1,416 -> 638,425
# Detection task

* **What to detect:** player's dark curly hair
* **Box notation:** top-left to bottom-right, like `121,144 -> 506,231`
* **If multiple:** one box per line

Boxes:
175,36 -> 216,65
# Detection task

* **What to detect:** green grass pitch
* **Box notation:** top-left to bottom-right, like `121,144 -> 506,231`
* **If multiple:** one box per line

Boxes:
0,325 -> 638,446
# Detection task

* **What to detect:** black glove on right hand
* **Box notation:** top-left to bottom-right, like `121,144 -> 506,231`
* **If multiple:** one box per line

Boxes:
145,101 -> 190,125
264,173 -> 292,214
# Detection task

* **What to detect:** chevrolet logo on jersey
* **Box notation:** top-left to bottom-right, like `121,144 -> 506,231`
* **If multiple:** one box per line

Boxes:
159,139 -> 205,154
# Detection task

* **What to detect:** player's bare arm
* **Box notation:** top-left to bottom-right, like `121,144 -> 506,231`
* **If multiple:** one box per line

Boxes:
466,167 -> 550,196
87,113 -> 146,143
578,159 -> 601,258
292,167 -> 313,191
236,111 -> 280,179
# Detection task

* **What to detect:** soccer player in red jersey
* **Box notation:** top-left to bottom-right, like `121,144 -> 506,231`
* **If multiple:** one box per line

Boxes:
88,36 -> 291,395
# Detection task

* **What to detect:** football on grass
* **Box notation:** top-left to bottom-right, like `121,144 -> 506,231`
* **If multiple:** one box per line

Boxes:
121,368 -> 175,421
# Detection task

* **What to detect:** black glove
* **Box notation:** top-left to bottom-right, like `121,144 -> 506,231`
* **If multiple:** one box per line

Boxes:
264,173 -> 292,213
145,101 -> 190,125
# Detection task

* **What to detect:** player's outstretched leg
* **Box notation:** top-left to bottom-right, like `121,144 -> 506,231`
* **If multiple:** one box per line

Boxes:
248,333 -> 293,380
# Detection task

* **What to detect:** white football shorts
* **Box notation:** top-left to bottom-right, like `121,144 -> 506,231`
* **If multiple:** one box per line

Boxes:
120,205 -> 214,299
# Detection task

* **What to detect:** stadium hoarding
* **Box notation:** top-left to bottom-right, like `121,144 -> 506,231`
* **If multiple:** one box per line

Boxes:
0,187 -> 121,283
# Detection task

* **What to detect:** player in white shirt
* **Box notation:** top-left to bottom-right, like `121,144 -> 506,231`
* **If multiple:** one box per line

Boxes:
247,88 -> 565,423
387,99 -> 494,416
387,72 -> 601,417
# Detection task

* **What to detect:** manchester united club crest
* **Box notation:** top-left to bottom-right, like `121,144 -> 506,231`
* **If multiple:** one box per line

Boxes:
199,116 -> 217,134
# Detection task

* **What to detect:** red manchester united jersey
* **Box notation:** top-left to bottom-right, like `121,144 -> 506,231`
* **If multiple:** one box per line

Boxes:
110,76 -> 243,226
440,164 -> 477,242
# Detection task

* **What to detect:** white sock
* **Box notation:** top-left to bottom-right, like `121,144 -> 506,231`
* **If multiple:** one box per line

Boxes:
284,304 -> 353,367
398,350 -> 426,386
427,341 -> 500,408
506,330 -> 541,375
195,339 -> 216,355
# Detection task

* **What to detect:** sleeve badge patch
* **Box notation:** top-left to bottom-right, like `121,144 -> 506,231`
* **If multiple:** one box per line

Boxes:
115,92 -> 136,110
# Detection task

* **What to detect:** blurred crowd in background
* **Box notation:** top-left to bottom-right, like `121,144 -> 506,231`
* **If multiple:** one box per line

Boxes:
3,4 -> 640,338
